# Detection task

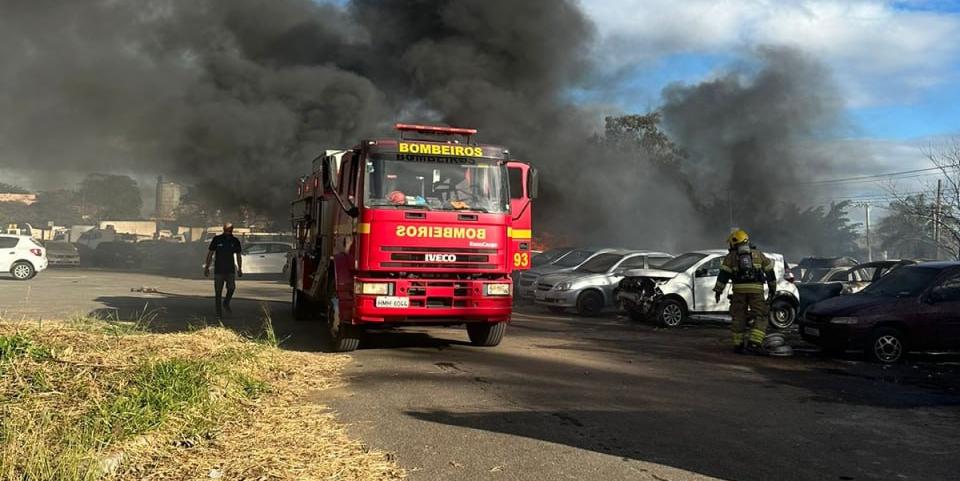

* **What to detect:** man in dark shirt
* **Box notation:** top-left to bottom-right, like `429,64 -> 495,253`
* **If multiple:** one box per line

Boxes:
204,223 -> 243,318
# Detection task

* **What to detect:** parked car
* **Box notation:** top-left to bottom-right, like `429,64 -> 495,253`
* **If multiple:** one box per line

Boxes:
0,235 -> 48,280
43,240 -> 81,267
800,262 -> 960,363
796,256 -> 859,283
616,250 -> 800,328
92,242 -> 143,268
533,250 -> 673,316
517,247 -> 603,298
531,247 -> 575,267
798,260 -> 916,316
242,242 -> 294,275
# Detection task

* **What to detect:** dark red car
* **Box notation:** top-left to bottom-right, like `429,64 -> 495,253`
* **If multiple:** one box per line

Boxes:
799,262 -> 960,363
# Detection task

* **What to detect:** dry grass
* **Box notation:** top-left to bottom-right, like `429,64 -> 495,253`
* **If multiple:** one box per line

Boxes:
0,320 -> 403,481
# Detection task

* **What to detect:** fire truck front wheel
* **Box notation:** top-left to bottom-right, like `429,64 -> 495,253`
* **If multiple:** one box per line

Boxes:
466,322 -> 507,347
326,285 -> 360,352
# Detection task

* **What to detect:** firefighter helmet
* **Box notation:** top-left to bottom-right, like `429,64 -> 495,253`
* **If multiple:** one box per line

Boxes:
727,229 -> 750,248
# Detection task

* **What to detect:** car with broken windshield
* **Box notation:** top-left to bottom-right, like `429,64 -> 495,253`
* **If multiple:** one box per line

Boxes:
615,250 -> 800,328
533,250 -> 673,316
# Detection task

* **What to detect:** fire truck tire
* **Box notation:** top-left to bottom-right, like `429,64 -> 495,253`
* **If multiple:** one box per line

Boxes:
292,288 -> 312,321
326,285 -> 360,352
466,322 -> 506,347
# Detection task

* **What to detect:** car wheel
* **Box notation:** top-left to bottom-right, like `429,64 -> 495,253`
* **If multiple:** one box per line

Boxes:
576,290 -> 604,317
466,322 -> 507,346
292,288 -> 312,321
10,261 -> 35,281
769,299 -> 797,329
657,299 -> 686,328
326,281 -> 360,352
866,327 -> 906,364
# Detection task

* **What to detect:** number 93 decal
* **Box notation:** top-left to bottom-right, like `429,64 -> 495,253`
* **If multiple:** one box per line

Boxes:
513,252 -> 530,268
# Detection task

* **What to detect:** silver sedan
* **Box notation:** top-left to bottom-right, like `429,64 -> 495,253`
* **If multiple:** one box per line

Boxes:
533,250 -> 673,316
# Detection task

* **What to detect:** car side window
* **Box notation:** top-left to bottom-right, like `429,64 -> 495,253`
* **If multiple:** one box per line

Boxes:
931,275 -> 960,302
698,257 -> 723,277
269,244 -> 292,254
245,244 -> 268,255
619,256 -> 647,269
0,237 -> 18,249
827,271 -> 850,282
648,256 -> 672,268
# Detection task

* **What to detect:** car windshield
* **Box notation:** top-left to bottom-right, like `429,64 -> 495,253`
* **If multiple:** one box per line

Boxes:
364,156 -> 508,213
533,248 -> 571,266
553,249 -> 597,268
861,266 -> 940,297
658,253 -> 707,272
576,254 -> 624,274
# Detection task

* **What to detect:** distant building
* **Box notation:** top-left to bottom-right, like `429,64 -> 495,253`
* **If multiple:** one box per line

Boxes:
155,176 -> 182,221
0,193 -> 37,205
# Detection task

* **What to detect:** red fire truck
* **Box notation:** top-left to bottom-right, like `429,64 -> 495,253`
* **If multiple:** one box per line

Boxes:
289,124 -> 537,351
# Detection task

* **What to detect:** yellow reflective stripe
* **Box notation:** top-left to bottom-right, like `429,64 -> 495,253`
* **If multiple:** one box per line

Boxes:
749,329 -> 766,343
508,228 -> 532,239
357,223 -> 371,234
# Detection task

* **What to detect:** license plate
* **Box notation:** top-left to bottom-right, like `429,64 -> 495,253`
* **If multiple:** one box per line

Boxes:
375,296 -> 410,308
804,326 -> 820,337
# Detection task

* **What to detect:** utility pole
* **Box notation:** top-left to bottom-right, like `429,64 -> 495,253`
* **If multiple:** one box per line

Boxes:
855,202 -> 872,262
935,179 -> 943,260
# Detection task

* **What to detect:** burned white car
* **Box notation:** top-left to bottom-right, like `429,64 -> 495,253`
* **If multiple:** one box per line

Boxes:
615,250 -> 800,329
533,250 -> 673,316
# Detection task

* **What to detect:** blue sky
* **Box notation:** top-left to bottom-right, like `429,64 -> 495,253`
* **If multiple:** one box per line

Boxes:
580,0 -> 960,142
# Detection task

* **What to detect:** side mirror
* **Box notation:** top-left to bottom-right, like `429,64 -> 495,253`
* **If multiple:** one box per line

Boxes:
528,167 -> 540,200
322,156 -> 339,193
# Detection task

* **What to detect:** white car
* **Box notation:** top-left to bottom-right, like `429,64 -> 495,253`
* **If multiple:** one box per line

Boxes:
0,235 -> 48,280
615,249 -> 800,329
241,242 -> 294,275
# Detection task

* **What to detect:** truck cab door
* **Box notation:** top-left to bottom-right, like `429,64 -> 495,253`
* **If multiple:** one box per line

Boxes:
507,161 -> 537,271
693,256 -> 727,313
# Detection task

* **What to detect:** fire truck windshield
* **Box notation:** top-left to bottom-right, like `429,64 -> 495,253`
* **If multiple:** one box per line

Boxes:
364,156 -> 509,213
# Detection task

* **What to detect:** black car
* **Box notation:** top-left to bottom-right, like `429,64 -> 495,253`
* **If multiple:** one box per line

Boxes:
799,262 -> 960,363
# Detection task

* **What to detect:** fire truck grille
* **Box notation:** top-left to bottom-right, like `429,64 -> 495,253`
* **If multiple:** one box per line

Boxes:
381,246 -> 498,270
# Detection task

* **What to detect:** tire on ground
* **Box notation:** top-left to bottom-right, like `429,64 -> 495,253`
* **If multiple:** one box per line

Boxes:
656,298 -> 686,328
865,326 -> 906,364
576,290 -> 604,317
769,298 -> 797,329
467,322 -> 507,346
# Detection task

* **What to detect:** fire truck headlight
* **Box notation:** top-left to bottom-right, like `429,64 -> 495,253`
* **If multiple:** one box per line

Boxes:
485,283 -> 512,296
359,282 -> 393,296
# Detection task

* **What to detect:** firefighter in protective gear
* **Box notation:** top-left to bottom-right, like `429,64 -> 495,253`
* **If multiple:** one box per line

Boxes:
713,230 -> 777,353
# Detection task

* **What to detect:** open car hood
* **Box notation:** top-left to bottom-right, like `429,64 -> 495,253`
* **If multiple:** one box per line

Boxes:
621,268 -> 679,280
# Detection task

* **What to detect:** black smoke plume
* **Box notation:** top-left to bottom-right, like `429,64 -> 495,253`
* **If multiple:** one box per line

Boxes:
0,1 -> 848,254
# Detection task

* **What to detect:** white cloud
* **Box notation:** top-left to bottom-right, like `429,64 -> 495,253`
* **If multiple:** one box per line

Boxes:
581,0 -> 960,106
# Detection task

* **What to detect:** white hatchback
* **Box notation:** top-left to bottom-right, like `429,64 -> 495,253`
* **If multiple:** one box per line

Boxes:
0,235 -> 48,280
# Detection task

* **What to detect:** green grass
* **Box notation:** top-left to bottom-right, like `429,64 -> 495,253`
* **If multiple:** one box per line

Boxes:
92,359 -> 211,442
0,334 -> 51,363
0,325 -> 275,481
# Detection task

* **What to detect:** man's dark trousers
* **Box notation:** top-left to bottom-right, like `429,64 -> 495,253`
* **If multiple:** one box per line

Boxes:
215,273 -> 236,318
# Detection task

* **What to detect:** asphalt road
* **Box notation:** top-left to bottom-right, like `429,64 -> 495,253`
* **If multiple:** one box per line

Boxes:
2,269 -> 959,481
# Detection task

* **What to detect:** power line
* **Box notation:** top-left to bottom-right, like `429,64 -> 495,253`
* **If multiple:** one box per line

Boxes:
798,166 -> 946,186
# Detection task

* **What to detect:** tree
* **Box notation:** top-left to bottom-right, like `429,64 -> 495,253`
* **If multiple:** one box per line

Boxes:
0,183 -> 29,194
887,138 -> 960,260
31,190 -> 83,226
876,196 -> 939,260
79,174 -> 142,220
603,113 -> 683,165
